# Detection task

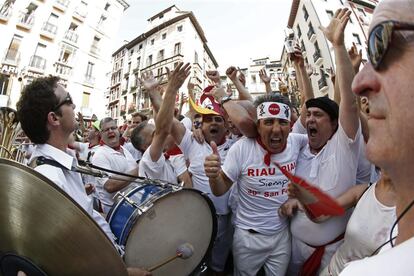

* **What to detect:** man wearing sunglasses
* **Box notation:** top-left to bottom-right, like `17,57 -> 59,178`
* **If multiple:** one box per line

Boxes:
16,76 -> 151,275
340,0 -> 414,275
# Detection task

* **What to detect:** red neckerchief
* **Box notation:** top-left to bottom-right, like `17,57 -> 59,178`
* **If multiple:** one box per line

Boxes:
164,146 -> 183,160
99,139 -> 121,151
256,137 -> 286,166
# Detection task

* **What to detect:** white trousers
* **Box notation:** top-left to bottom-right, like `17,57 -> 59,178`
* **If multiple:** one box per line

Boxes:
233,227 -> 291,276
209,214 -> 233,272
287,236 -> 343,276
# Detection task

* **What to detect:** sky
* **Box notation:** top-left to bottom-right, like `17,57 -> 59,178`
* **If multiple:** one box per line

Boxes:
114,0 -> 293,73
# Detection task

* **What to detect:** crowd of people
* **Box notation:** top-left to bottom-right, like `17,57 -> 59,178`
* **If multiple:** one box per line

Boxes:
5,0 -> 414,275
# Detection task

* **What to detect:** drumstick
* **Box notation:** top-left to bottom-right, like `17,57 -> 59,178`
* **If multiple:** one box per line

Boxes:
147,243 -> 194,272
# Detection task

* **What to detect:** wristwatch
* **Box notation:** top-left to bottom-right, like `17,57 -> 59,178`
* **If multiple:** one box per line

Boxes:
220,95 -> 232,106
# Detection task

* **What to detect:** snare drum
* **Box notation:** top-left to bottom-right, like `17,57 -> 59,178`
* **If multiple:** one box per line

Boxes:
107,183 -> 217,275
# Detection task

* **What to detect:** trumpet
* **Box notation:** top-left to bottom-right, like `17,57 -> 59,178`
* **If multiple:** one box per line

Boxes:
0,107 -> 24,162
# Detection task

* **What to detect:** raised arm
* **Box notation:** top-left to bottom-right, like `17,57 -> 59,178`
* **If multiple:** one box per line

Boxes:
321,8 -> 359,139
259,69 -> 272,94
226,66 -> 253,102
150,62 -> 191,162
141,71 -> 162,114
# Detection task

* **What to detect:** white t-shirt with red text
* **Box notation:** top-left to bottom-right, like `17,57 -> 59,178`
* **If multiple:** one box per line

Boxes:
222,134 -> 308,235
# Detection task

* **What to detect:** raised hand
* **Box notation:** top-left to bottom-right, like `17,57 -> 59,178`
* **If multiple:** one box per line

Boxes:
289,44 -> 305,67
165,62 -> 191,92
204,141 -> 221,179
226,66 -> 238,81
211,85 -> 227,102
320,8 -> 351,46
140,71 -> 160,91
206,70 -> 221,84
348,42 -> 363,72
259,69 -> 271,84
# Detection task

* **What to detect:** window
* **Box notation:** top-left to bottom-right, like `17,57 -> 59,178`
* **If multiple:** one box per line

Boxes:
251,75 -> 257,83
353,33 -> 361,45
159,14 -> 163,19
136,57 -> 141,69
174,42 -> 181,55
128,62 -> 131,72
98,15 -> 106,25
150,39 -> 154,45
139,44 -> 143,50
326,10 -> 334,19
157,49 -> 164,62
307,22 -> 315,39
339,0 -> 344,4
303,6 -> 309,21
58,44 -> 75,64
5,35 -> 22,63
313,41 -> 321,62
91,36 -> 100,55
31,43 -> 47,69
0,75 -> 10,95
301,40 -> 306,52
162,33 -> 166,40
157,67 -> 163,77
194,51 -> 198,64
296,25 -> 302,38
147,55 -> 152,66
177,25 -> 183,32
86,62 -> 94,77
104,3 -> 110,11
130,50 -> 134,55
82,92 -> 90,107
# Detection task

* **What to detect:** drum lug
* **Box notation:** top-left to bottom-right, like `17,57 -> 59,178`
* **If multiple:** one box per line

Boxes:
115,191 -> 140,209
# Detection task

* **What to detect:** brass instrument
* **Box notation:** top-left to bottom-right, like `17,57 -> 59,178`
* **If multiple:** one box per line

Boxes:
0,106 -> 24,162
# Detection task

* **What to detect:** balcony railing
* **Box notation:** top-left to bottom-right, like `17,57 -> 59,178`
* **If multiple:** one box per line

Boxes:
2,49 -> 20,66
29,55 -> 46,70
55,62 -> 72,78
318,77 -> 328,90
54,0 -> 70,10
313,51 -> 321,63
73,5 -> 87,20
0,3 -> 13,21
41,22 -> 58,37
64,29 -> 78,43
307,27 -> 315,40
84,75 -> 96,86
17,11 -> 35,29
141,54 -> 184,74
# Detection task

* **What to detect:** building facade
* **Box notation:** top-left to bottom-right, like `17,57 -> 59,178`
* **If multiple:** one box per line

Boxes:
281,0 -> 377,101
108,5 -> 218,123
0,0 -> 128,119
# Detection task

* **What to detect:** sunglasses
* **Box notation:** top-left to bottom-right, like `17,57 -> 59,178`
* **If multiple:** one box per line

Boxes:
53,93 -> 73,111
368,20 -> 414,70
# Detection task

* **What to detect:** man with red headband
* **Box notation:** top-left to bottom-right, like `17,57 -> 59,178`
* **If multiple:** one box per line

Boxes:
204,94 -> 307,275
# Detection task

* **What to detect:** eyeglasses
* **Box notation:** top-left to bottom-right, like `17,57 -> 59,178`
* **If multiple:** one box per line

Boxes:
101,126 -> 118,133
368,20 -> 414,70
202,116 -> 224,123
53,93 -> 73,111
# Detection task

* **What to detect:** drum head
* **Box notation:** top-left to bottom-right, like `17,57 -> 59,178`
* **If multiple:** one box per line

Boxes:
0,158 -> 127,276
124,188 -> 216,276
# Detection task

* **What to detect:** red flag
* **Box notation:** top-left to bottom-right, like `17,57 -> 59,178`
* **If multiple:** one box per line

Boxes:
274,162 -> 345,218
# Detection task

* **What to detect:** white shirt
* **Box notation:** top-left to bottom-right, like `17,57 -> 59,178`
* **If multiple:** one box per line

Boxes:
222,134 -> 308,235
139,145 -> 185,184
30,144 -> 115,244
91,144 -> 137,208
356,138 -> 372,184
324,182 -> 396,275
340,237 -> 414,276
181,116 -> 193,131
291,121 -> 361,245
124,141 -> 142,162
179,128 -> 235,215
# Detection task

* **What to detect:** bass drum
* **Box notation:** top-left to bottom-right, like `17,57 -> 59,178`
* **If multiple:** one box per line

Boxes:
107,183 -> 217,276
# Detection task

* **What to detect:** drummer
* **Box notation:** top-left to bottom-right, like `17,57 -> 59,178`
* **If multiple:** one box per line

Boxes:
16,76 -> 151,276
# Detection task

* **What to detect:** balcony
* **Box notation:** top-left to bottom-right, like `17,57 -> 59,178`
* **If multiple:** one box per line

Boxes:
130,85 -> 137,92
29,55 -> 46,72
318,77 -> 328,90
132,67 -> 139,74
0,3 -> 13,22
128,103 -> 136,114
2,49 -> 20,66
84,75 -> 96,87
55,62 -> 72,79
53,0 -> 70,12
40,22 -> 58,39
313,51 -> 323,65
122,89 -> 127,95
141,54 -> 184,75
120,105 -> 126,115
64,29 -> 78,44
307,27 -> 316,41
16,11 -> 35,30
